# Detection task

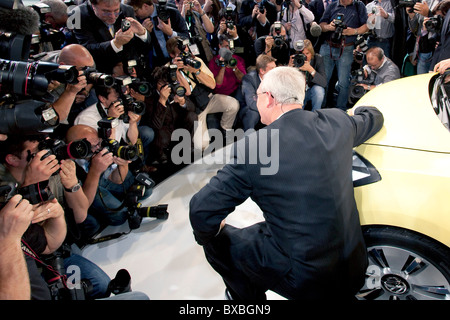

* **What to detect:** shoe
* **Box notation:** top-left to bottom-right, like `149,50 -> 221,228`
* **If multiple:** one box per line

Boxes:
108,269 -> 131,295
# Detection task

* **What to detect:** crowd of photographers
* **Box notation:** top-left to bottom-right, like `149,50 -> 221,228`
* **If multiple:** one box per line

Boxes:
0,0 -> 449,300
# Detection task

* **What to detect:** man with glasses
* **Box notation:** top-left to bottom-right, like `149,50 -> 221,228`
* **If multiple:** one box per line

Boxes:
70,0 -> 150,74
190,66 -> 384,300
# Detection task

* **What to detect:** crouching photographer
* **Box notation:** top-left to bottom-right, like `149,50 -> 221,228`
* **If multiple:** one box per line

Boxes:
289,39 -> 327,111
0,134 -> 113,299
66,124 -> 152,235
348,46 -> 400,105
255,21 -> 291,66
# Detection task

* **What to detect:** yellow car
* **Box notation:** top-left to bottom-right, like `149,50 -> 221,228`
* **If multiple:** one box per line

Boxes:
352,71 -> 450,300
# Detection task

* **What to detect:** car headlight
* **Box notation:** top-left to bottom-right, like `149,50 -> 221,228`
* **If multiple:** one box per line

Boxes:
352,150 -> 381,187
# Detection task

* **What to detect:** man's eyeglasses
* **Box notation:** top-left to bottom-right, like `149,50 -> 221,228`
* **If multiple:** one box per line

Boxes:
252,91 -> 269,101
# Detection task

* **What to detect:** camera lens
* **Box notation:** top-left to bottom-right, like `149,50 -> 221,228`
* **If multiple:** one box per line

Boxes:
116,145 -> 138,161
67,139 -> 93,159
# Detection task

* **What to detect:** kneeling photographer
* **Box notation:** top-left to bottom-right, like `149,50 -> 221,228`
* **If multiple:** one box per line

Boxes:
289,39 -> 327,111
0,134 -> 113,299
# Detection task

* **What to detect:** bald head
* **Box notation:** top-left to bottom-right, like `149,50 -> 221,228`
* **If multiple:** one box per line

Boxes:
58,44 -> 94,68
66,124 -> 98,143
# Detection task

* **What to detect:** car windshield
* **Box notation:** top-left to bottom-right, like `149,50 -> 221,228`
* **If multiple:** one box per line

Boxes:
431,71 -> 450,131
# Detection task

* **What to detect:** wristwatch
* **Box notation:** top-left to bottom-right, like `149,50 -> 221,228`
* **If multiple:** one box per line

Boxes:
64,180 -> 82,193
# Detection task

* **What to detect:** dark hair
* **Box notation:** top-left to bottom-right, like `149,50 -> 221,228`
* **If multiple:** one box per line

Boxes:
95,85 -> 114,100
0,135 -> 41,164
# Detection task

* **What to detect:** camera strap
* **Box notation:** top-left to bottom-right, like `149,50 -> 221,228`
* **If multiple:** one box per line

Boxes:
96,102 -> 109,119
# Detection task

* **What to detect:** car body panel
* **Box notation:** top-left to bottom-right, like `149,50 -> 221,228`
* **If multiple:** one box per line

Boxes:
354,72 -> 450,248
355,73 -> 450,153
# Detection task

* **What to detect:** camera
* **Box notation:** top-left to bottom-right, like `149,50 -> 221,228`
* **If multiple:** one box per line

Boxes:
292,53 -> 306,68
157,0 -> 170,23
425,15 -> 443,33
177,38 -> 201,69
0,58 -> 79,98
216,47 -> 237,67
225,7 -> 235,30
97,117 -> 119,141
166,64 -> 186,101
121,19 -> 131,32
30,3 -> 66,51
331,13 -> 347,45
38,138 -> 92,161
113,76 -> 146,122
102,138 -> 139,161
125,172 -> 168,230
272,21 -> 286,48
0,95 -> 59,135
81,67 -> 115,88
348,68 -> 375,105
0,180 -> 54,207
354,34 -> 368,61
398,0 -> 421,13
258,0 -> 266,13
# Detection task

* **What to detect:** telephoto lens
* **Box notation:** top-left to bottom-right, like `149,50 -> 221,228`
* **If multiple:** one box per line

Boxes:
137,204 -> 169,220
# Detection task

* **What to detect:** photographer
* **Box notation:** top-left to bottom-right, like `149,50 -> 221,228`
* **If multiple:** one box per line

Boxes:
70,0 -> 150,74
239,0 -> 278,38
145,65 -> 197,164
45,44 -> 96,139
359,47 -> 400,90
125,0 -> 189,68
238,54 -> 277,131
167,36 -> 239,151
319,0 -> 368,110
74,85 -> 154,161
279,0 -> 315,49
208,34 -> 246,97
217,7 -> 256,68
0,134 -> 116,299
365,0 -> 395,59
255,21 -> 291,65
181,0 -> 215,62
289,39 -> 327,111
66,125 -> 152,231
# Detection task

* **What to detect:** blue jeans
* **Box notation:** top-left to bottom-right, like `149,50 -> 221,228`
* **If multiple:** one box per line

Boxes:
320,43 -> 354,110
138,125 -> 155,163
417,51 -> 433,74
64,254 -> 111,299
304,85 -> 325,111
91,171 -> 153,227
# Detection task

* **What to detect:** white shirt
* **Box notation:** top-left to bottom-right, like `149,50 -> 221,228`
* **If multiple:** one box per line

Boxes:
74,102 -> 130,143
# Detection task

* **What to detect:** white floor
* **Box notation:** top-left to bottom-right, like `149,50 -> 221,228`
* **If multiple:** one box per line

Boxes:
81,148 -> 283,300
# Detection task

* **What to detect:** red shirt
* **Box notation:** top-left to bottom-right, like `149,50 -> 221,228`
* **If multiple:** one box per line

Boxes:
208,54 -> 246,96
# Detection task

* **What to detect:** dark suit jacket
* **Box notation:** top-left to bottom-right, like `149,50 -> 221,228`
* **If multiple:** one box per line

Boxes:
190,107 -> 384,298
238,0 -> 278,37
430,11 -> 450,71
71,2 -> 151,73
238,69 -> 261,130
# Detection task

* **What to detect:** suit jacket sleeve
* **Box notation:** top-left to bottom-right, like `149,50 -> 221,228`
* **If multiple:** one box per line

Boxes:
189,142 -> 253,246
351,106 -> 384,147
241,73 -> 259,112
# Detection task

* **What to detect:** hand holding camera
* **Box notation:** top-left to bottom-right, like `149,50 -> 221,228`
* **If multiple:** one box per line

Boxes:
23,149 -> 60,187
31,198 -> 64,224
0,194 -> 33,243
107,100 -> 125,118
113,27 -> 134,48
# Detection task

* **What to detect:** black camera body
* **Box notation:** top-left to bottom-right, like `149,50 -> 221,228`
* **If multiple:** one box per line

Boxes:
425,15 -> 443,33
121,19 -> 131,32
38,138 -> 92,161
225,7 -> 235,30
331,13 -> 347,45
348,68 -> 375,105
293,53 -> 306,68
157,0 -> 170,23
167,64 -> 186,100
258,0 -> 266,13
354,34 -> 368,61
177,38 -> 201,69
272,21 -> 286,48
0,180 -> 55,208
125,172 -> 168,230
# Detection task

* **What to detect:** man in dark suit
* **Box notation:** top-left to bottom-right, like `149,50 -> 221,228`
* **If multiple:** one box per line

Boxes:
238,54 -> 276,131
238,0 -> 278,38
70,0 -> 150,74
430,8 -> 450,71
190,66 -> 384,300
